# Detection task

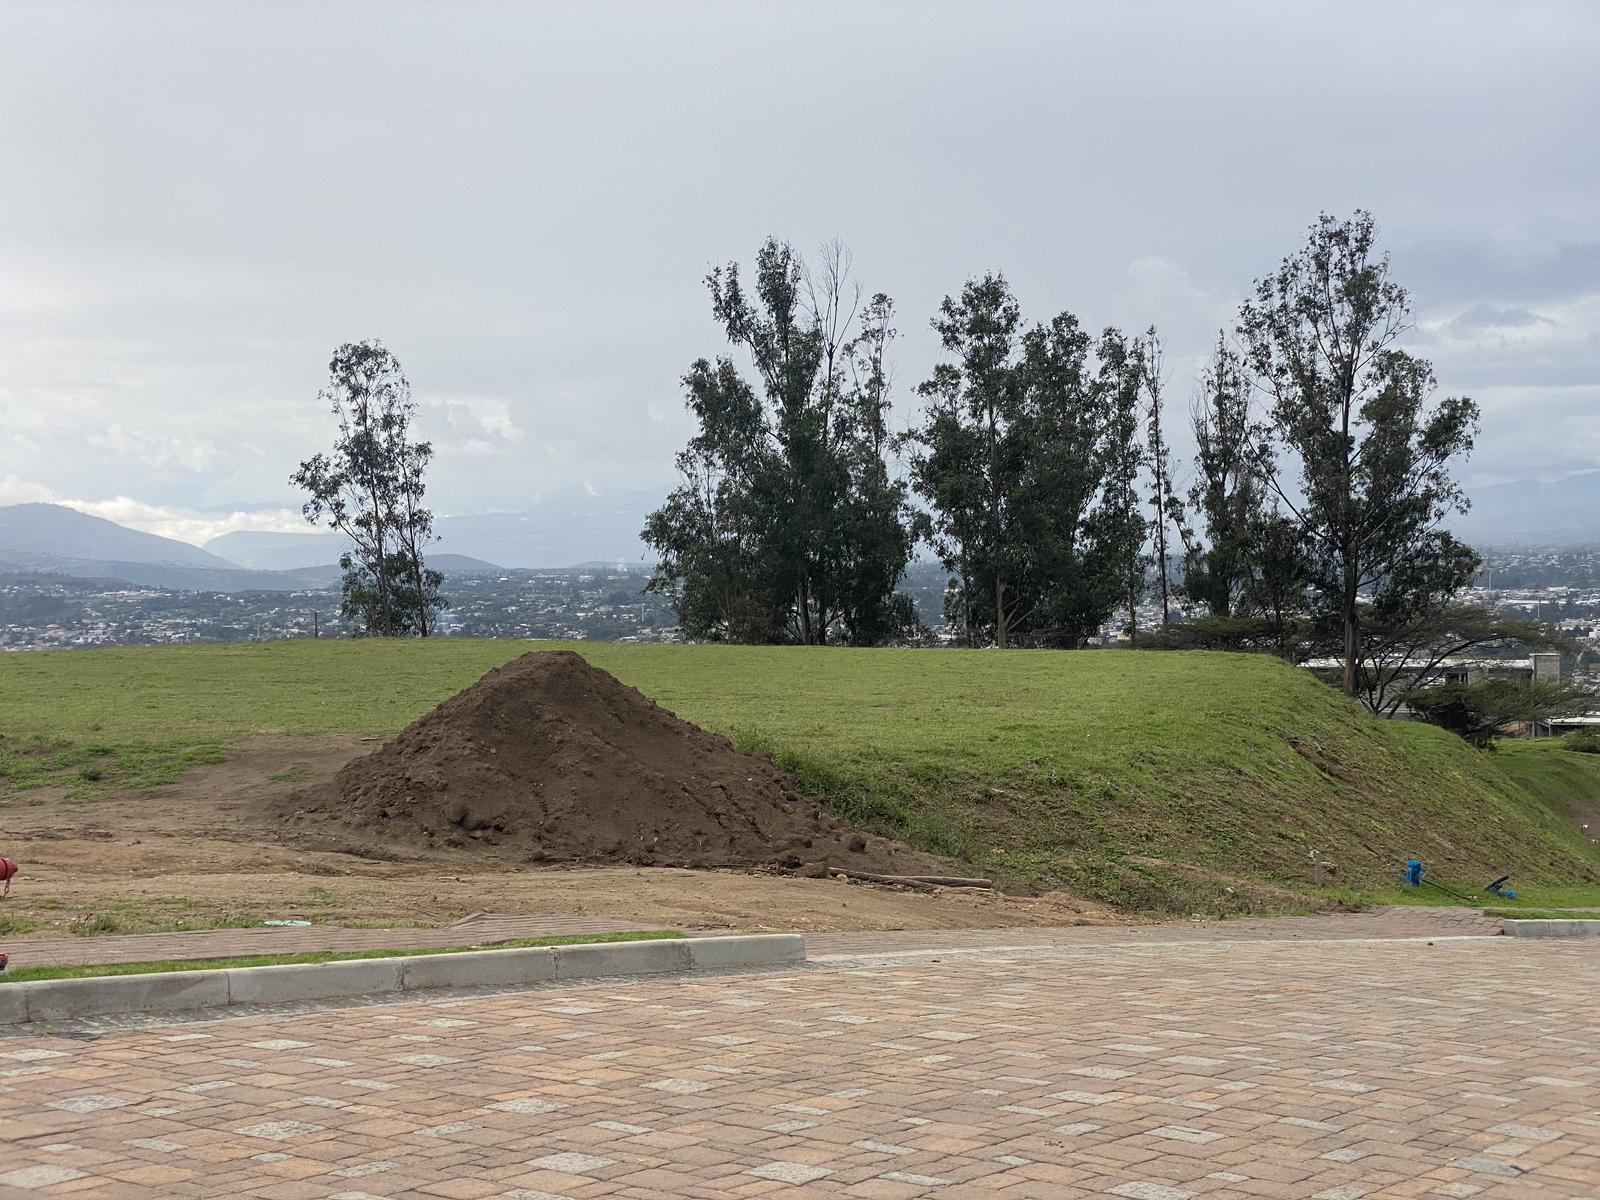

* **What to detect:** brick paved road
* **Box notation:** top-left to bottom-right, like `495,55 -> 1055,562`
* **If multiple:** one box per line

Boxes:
1,936 -> 1596,1199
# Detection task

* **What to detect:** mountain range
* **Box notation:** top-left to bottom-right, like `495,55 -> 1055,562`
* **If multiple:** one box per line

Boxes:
1449,471 -> 1600,548
0,488 -> 659,593
1,470 -> 1594,595
204,487 -> 657,574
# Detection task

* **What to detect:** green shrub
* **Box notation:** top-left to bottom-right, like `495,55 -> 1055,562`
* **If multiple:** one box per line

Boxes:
1563,729 -> 1600,754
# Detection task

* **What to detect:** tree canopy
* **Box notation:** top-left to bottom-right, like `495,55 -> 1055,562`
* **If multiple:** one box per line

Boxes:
290,340 -> 445,637
1238,211 -> 1480,697
643,239 -> 915,645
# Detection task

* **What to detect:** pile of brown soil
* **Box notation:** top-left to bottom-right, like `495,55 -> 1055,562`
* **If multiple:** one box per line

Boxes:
278,650 -> 957,877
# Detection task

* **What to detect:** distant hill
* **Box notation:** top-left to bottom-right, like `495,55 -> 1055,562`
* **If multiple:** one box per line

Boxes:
205,530 -> 504,575
0,503 -> 242,569
203,529 -> 347,571
1452,471 -> 1600,548
429,490 -> 658,568
206,489 -> 659,570
427,553 -> 504,573
0,504 -> 503,592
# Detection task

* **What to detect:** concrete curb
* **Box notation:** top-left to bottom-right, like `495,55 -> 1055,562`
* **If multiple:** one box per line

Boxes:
1502,919 -> 1600,939
0,934 -> 806,1027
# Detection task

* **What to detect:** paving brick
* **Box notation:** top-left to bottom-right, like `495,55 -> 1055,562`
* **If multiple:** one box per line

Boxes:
0,926 -> 1594,1198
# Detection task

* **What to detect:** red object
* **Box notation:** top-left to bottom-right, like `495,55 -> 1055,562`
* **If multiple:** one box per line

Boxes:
0,857 -> 17,899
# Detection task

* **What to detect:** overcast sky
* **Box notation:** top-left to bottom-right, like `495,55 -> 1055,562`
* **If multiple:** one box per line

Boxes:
2,0 -> 1597,545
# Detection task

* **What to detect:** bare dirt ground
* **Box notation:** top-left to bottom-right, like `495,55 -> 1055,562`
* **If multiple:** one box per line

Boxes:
0,736 -> 1123,936
1563,793 -> 1600,846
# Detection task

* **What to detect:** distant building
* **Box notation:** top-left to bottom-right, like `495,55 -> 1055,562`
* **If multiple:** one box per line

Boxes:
1303,652 -> 1564,689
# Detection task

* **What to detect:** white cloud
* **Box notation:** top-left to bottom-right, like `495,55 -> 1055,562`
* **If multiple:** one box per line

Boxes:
68,499 -> 308,545
426,396 -> 525,455
1119,256 -> 1233,329
1419,292 -> 1600,355
1110,254 -> 1239,387
1,2 -> 1596,516
1458,383 -> 1600,484
0,475 -> 59,505
0,478 -> 307,545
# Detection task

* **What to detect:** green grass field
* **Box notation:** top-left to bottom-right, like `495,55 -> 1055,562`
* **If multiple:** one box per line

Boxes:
3,639 -> 1599,911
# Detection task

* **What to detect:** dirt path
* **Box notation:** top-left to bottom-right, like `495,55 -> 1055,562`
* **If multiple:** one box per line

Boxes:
0,735 -> 1122,937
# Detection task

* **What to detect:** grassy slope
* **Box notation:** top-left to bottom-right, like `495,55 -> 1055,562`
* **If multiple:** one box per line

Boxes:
3,640 -> 1598,910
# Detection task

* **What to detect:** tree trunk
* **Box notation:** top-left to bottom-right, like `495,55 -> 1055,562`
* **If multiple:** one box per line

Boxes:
1339,389 -> 1357,695
1156,525 -> 1169,626
1342,560 -> 1359,697
415,565 -> 430,637
797,577 -> 813,644
959,546 -> 972,647
995,575 -> 1008,649
1127,533 -> 1139,644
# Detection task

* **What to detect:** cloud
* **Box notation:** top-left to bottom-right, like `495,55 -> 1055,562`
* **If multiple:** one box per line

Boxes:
1110,256 -> 1237,379
1416,291 -> 1600,403
0,475 -> 58,506
1457,384 -> 1600,485
1,1 -> 1597,522
1487,224 -> 1562,272
1447,303 -> 1549,334
425,396 -> 526,458
64,498 -> 308,545
84,425 -> 222,474
0,478 -> 307,545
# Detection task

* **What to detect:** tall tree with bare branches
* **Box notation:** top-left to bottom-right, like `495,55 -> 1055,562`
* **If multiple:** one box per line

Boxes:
1140,327 -> 1181,628
1183,336 -> 1271,618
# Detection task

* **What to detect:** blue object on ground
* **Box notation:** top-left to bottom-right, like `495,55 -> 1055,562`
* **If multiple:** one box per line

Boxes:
1404,859 -> 1424,887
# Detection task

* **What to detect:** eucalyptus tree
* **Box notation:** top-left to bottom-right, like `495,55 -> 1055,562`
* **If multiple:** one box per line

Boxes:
906,275 -> 1123,648
1096,327 -> 1149,640
1139,328 -> 1181,628
644,239 -> 913,644
291,339 -> 445,636
1238,212 -> 1479,696
1183,336 -> 1273,618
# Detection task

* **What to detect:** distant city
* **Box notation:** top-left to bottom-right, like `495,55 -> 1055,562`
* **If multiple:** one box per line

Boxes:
5,552 -> 1599,654
6,493 -> 1600,653
0,567 -> 678,650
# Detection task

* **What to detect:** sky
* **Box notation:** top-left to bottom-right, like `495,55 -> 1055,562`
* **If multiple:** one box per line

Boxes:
1,0 -> 1597,546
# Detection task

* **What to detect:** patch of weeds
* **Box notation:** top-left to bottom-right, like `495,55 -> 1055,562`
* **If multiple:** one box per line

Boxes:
1,736 -> 229,799
1484,908 -> 1598,920
32,906 -> 280,937
0,913 -> 42,936
269,766 -> 316,784
0,736 -> 67,792
72,912 -> 125,935
114,741 -> 227,790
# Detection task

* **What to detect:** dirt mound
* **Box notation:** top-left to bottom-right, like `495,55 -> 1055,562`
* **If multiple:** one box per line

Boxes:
278,650 -> 956,877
